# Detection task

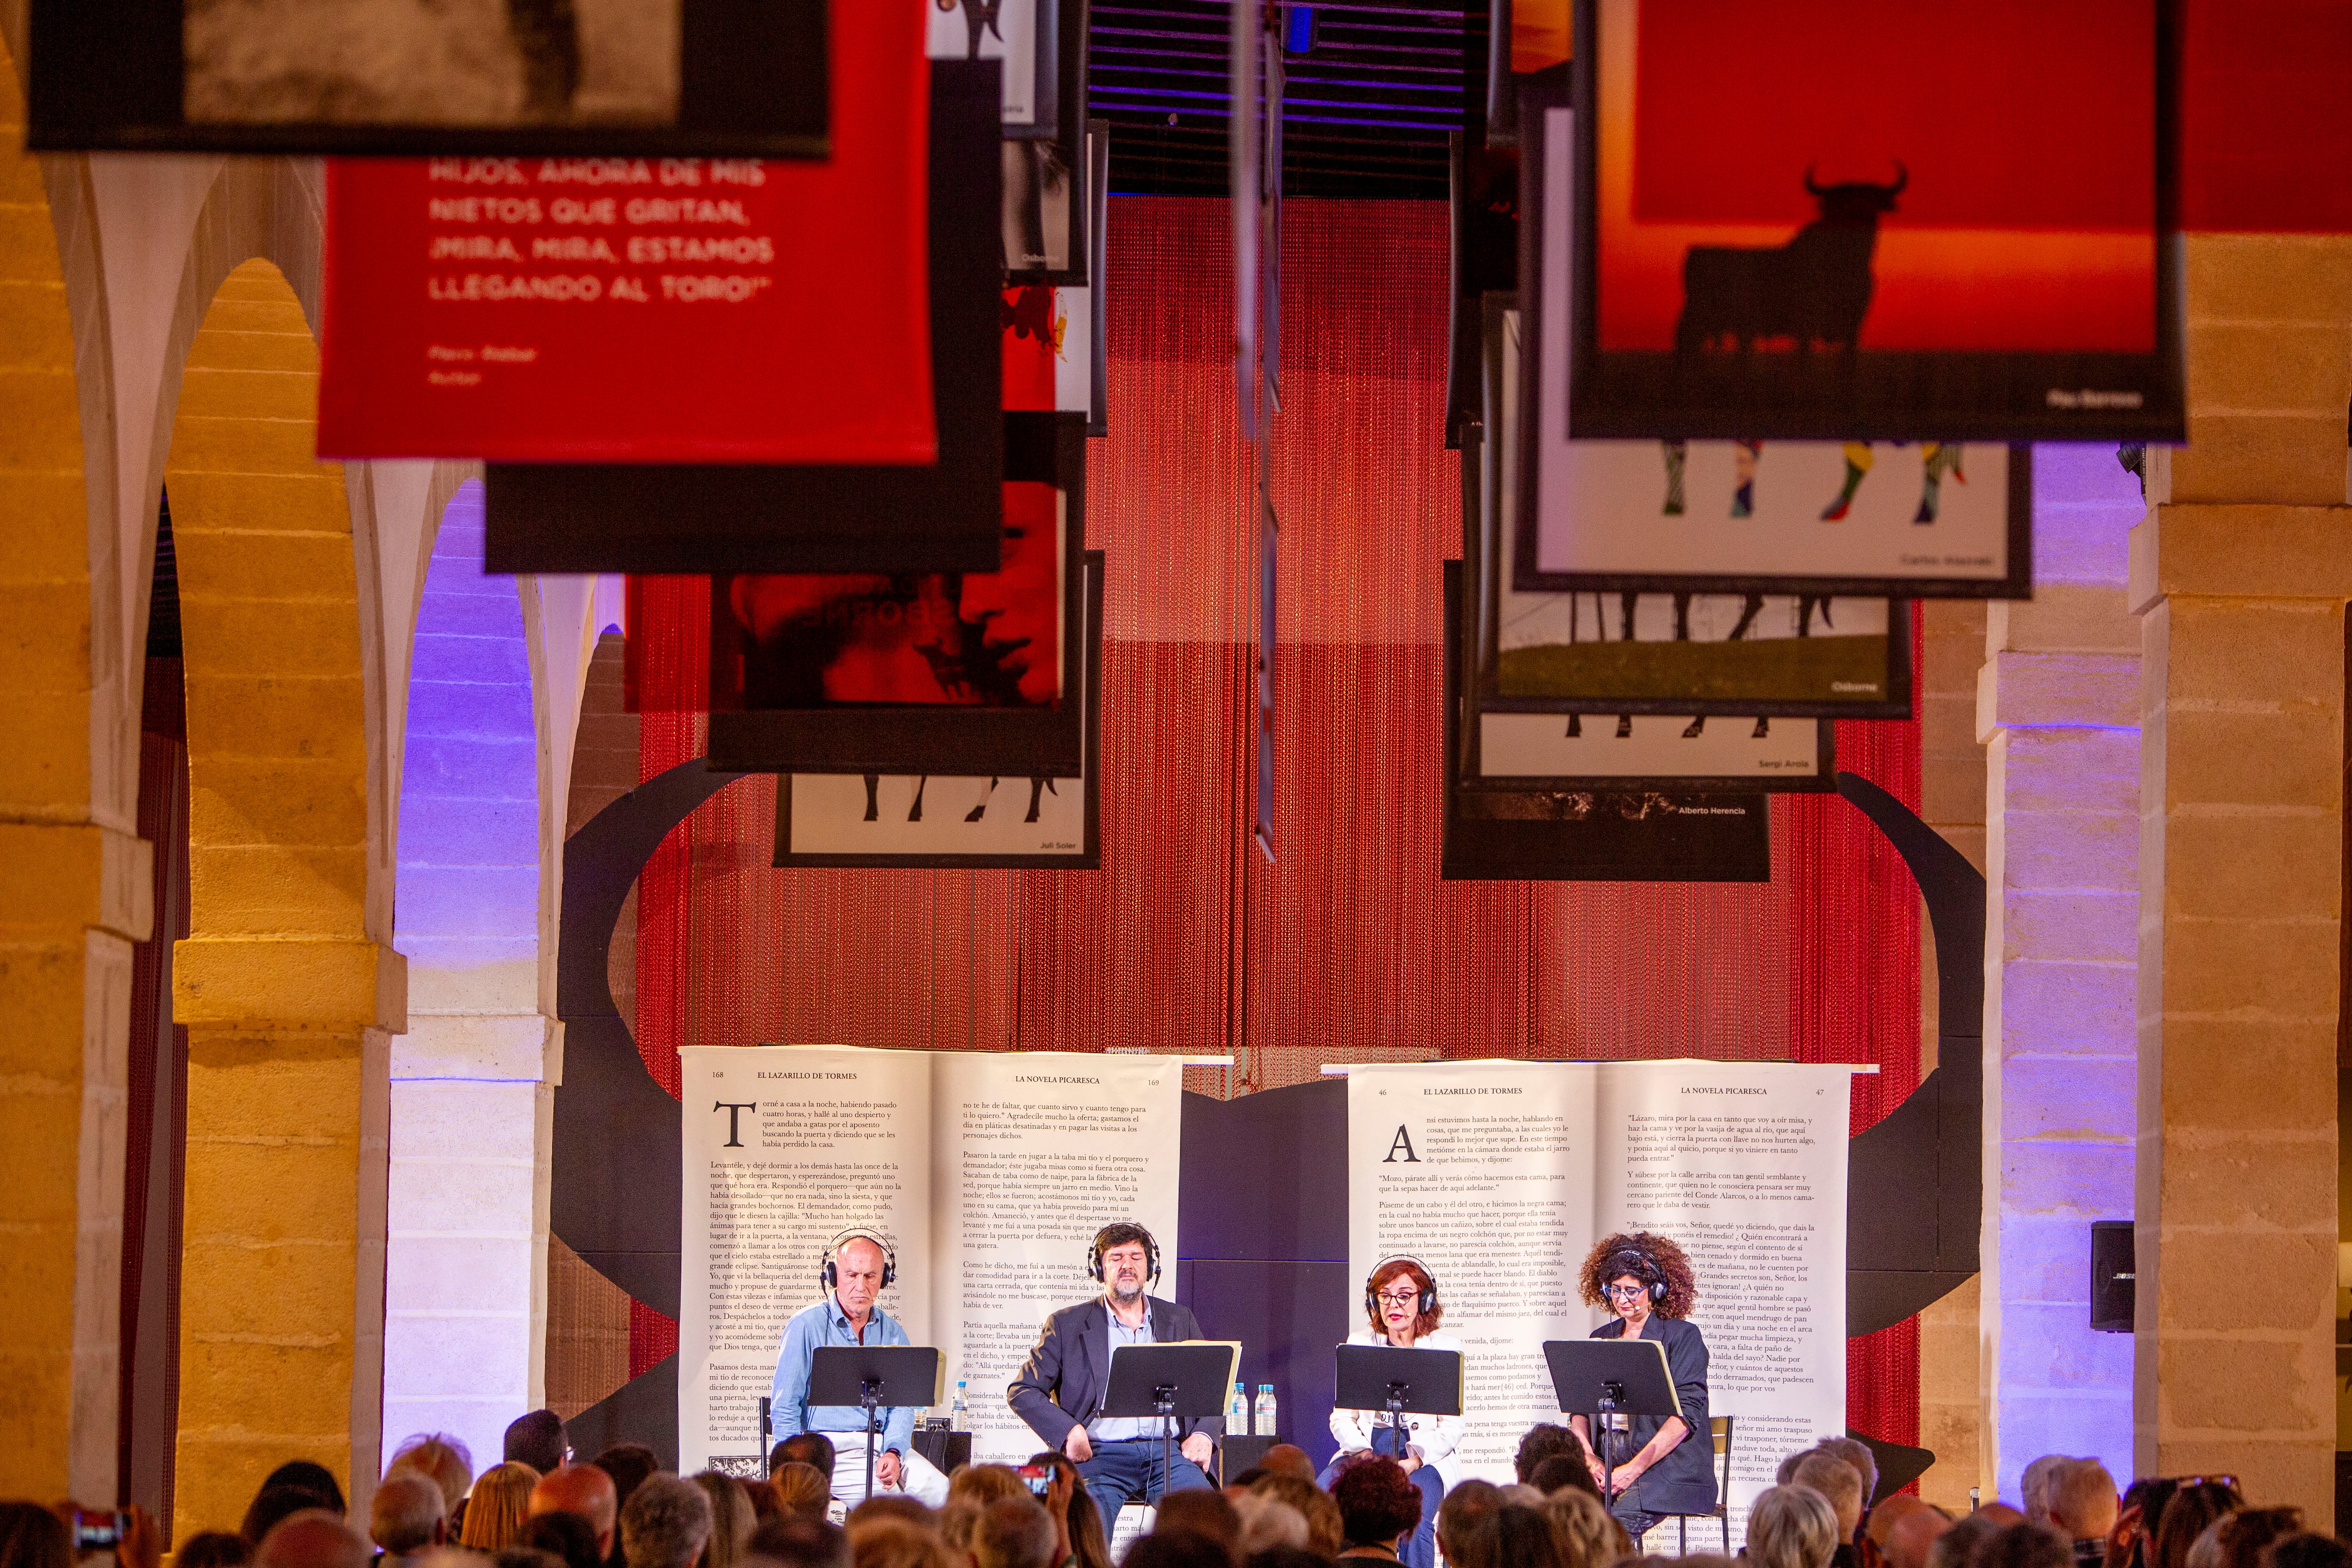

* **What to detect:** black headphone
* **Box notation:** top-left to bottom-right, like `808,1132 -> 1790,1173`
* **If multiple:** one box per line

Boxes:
1602,1248 -> 1666,1305
1086,1224 -> 1161,1287
1365,1256 -> 1439,1321
821,1228 -> 897,1292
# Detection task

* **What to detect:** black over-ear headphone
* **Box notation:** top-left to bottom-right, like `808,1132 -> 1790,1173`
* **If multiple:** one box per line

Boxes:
821,1228 -> 898,1292
1086,1224 -> 1161,1286
1365,1256 -> 1439,1321
1603,1248 -> 1666,1304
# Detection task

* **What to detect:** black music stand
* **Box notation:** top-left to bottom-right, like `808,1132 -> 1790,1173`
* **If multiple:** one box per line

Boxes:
1334,1344 -> 1464,1462
1542,1339 -> 1680,1512
809,1346 -> 943,1502
1101,1341 -> 1240,1500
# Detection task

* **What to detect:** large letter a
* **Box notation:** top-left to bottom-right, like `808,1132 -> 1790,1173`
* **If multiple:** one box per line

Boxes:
1383,1125 -> 1420,1163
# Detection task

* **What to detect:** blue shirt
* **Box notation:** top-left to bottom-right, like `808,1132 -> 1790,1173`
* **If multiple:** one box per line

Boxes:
1085,1301 -> 1157,1443
769,1295 -> 917,1457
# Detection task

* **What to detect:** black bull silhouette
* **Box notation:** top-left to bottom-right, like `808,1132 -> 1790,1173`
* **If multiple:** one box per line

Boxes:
1675,163 -> 1907,356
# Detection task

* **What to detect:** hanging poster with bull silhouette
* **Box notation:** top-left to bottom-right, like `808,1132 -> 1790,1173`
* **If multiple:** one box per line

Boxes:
1514,85 -> 2033,598
1479,295 -> 1912,717
1560,0 -> 2181,446
930,0 -> 1060,140
1441,563 -> 1772,882
772,556 -> 1103,869
32,0 -> 826,157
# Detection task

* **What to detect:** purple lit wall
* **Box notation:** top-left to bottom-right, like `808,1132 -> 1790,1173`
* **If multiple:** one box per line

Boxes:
1979,446 -> 2146,1498
386,480 -> 553,1465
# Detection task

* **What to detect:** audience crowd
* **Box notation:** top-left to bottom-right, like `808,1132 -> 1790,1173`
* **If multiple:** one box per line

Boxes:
6,1410 -> 2345,1568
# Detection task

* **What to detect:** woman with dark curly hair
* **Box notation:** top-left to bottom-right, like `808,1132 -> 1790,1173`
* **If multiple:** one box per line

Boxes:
1333,1456 -> 1430,1563
1568,1232 -> 1715,1547
1322,1257 -> 1462,1568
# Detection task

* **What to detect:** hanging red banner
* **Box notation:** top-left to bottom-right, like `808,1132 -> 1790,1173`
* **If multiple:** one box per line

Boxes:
316,2 -> 932,463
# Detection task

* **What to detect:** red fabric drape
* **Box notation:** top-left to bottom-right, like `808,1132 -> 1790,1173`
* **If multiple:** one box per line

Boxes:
624,198 -> 1924,1450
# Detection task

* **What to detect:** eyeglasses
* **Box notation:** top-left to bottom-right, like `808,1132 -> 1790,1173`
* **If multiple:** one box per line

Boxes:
1604,1283 -> 1650,1299
1376,1289 -> 1422,1306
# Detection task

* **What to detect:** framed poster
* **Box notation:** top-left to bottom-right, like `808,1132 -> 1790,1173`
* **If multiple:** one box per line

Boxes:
773,554 -> 1104,869
1517,94 -> 2034,598
705,418 -> 1089,777
1445,134 -> 1519,447
932,0 -> 1059,140
1003,1 -> 1090,282
1442,562 -> 1772,882
30,0 -> 826,157
480,62 -> 1005,575
1482,297 -> 1910,717
1564,0 -> 2182,444
1008,124 -> 1107,434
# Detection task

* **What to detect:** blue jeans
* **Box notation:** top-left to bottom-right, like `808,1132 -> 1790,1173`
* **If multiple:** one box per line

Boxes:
1318,1431 -> 1443,1568
1078,1439 -> 1213,1514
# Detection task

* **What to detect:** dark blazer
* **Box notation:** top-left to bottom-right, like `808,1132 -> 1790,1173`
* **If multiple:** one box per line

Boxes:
1008,1296 -> 1227,1448
1588,1313 -> 1715,1515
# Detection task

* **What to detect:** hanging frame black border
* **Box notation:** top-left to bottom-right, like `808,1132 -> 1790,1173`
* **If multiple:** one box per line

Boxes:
771,552 -> 1103,869
1559,0 -> 2184,446
28,0 -> 828,157
1004,0 -> 1090,284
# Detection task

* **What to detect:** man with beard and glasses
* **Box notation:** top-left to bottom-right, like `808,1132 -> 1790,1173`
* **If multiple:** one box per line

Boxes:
1008,1223 -> 1222,1520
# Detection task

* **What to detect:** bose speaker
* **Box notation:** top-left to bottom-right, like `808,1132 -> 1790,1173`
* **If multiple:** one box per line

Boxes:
2090,1220 -> 2135,1333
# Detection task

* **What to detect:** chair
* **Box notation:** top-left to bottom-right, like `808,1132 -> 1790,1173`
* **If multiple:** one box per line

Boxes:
1653,1414 -> 1734,1554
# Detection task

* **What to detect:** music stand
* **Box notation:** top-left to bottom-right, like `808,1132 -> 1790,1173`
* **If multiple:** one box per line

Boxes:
1542,1339 -> 1680,1511
809,1345 -> 944,1502
1101,1341 -> 1240,1499
1334,1344 -> 1463,1462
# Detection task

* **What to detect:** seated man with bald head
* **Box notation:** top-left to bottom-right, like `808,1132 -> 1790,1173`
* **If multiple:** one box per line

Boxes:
533,1463 -> 622,1562
256,1512 -> 372,1568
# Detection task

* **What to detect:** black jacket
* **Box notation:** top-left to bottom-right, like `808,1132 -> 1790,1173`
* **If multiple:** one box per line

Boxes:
1588,1313 -> 1716,1515
1008,1296 -> 1227,1448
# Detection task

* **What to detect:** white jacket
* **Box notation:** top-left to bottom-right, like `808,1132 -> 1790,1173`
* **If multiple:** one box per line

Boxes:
1327,1329 -> 1466,1494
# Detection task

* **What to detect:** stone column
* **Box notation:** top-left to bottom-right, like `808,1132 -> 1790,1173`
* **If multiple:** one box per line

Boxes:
1978,447 -> 2145,1498
2130,234 -> 2352,1520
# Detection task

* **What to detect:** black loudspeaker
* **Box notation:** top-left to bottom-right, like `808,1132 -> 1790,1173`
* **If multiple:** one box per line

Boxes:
2090,1220 -> 2135,1333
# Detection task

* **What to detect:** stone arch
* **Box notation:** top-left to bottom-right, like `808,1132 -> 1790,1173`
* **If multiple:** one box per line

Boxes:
163,257 -> 404,1534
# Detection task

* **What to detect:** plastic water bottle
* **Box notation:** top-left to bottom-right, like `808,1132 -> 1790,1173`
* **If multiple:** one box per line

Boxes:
1254,1383 -> 1277,1439
950,1380 -> 969,1433
1227,1381 -> 1250,1435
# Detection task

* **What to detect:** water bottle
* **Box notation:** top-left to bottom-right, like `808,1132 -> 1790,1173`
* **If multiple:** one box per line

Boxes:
1254,1383 -> 1277,1439
1227,1381 -> 1250,1435
950,1380 -> 969,1433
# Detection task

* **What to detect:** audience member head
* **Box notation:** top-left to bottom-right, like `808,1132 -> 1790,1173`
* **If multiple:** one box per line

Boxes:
1247,1549 -> 1330,1568
509,1413 -> 572,1478
1982,1509 -> 2028,1529
1887,1505 -> 1953,1568
622,1476 -> 715,1568
1495,1487 -> 1546,1510
744,1482 -> 784,1529
2049,1462 -> 2118,1544
1530,1454 -> 1599,1501
775,1437 -> 838,1481
971,1498 -> 1058,1568
749,1517 -> 850,1568
264,1464 -> 349,1517
692,1473 -> 756,1568
2152,1483 -> 2245,1568
1477,1507 -> 1566,1568
1979,1525 -> 2074,1568
598,1448 -> 664,1514
1869,1498 -> 1930,1552
1248,1477 -> 1339,1560
771,1465 -> 830,1524
521,1508 -> 606,1568
845,1499 -> 931,1535
388,1436 -> 477,1516
1154,1493 -> 1240,1555
255,1512 -> 372,1568
2021,1461 -> 2073,1531
1260,1448 -> 1316,1486
847,1520 -> 956,1568
1517,1425 -> 1578,1487
467,1463 -> 545,1552
1928,1514 -> 2005,1568
1436,1480 -> 1502,1568
1542,1485 -> 1631,1568
1749,1486 -> 1841,1568
1792,1452 -> 1865,1544
534,1465 -> 623,1560
247,1487 -> 342,1546
1116,1533 -> 1230,1568
0,1502 -> 71,1568
497,1549 -> 569,1568
1811,1441 -> 1878,1516
1333,1456 -> 1425,1552
1231,1495 -> 1308,1557
2188,1511 -> 2303,1568
1021,1454 -> 1106,1568
2260,1537 -> 2352,1568
949,1469 -> 1028,1511
373,1472 -> 451,1557
179,1533 -> 257,1568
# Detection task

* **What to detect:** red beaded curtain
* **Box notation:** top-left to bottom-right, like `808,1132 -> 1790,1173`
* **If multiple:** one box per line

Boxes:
626,197 -> 1923,1448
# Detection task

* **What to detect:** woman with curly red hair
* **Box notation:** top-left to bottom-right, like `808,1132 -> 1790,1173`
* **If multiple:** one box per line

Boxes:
1320,1257 -> 1462,1568
1568,1232 -> 1714,1547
